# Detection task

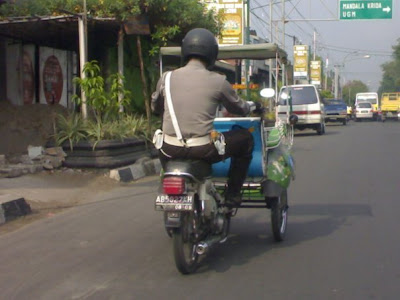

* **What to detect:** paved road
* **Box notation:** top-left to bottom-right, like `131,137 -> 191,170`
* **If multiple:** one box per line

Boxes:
1,120 -> 400,299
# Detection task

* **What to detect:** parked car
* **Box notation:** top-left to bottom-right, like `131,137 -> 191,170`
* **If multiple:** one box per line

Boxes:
323,98 -> 348,125
355,101 -> 374,121
277,84 -> 325,135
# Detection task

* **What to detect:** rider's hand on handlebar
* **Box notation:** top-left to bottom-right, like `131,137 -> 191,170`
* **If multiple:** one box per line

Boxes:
248,101 -> 264,114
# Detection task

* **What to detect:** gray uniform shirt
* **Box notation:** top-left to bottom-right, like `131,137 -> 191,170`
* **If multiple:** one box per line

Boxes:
151,60 -> 250,138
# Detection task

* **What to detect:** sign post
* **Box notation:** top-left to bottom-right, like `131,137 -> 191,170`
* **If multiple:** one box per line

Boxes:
339,0 -> 393,20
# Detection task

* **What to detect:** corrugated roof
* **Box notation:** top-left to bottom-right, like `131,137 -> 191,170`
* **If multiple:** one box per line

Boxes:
160,43 -> 287,62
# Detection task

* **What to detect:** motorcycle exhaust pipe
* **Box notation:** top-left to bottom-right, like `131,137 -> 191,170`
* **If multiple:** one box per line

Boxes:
196,235 -> 224,255
196,242 -> 209,255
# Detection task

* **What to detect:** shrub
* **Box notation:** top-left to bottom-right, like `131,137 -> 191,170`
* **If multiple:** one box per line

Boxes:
72,60 -> 132,121
54,114 -> 87,150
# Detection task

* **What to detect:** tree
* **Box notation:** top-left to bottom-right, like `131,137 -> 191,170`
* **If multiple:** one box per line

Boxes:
378,38 -> 400,95
0,0 -> 223,130
342,80 -> 368,106
0,0 -> 222,53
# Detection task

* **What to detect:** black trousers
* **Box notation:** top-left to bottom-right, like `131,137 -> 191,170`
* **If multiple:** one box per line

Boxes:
159,128 -> 254,195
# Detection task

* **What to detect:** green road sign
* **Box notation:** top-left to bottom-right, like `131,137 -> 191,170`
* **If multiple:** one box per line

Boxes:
340,0 -> 393,20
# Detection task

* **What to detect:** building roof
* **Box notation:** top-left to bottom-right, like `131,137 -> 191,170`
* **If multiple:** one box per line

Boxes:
0,15 -> 121,51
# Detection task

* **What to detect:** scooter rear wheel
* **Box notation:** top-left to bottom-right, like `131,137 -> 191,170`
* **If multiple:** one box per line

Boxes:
172,212 -> 199,274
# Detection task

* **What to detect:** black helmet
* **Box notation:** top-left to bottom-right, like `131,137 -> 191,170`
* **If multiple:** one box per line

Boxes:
181,28 -> 219,68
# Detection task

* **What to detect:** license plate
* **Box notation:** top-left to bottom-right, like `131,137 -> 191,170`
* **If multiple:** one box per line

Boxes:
361,110 -> 368,113
155,195 -> 193,211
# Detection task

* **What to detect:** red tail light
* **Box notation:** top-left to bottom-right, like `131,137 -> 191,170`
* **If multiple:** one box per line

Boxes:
292,110 -> 322,115
163,177 -> 186,195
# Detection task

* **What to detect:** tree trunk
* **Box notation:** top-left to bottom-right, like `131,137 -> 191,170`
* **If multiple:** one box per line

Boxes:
136,35 -> 151,134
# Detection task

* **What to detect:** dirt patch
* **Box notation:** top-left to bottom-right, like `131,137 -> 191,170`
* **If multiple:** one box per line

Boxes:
0,169 -> 120,235
0,100 -> 69,156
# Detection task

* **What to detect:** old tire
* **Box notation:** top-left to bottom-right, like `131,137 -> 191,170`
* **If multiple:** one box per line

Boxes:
172,212 -> 199,274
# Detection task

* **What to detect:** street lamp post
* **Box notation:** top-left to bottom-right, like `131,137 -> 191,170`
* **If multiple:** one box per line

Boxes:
334,53 -> 370,98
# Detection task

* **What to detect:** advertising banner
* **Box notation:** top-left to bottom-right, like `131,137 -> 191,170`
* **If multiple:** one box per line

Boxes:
202,0 -> 244,45
310,60 -> 321,86
293,45 -> 309,79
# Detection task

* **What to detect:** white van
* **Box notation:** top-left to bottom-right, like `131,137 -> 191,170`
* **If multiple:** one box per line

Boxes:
277,84 -> 325,135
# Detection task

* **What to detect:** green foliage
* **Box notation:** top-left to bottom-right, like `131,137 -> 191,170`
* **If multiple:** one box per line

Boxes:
0,0 -> 222,53
54,113 -> 151,150
72,60 -> 131,120
320,90 -> 333,99
0,0 -> 141,19
85,116 -> 132,149
342,80 -> 369,106
54,113 -> 87,151
378,39 -> 400,95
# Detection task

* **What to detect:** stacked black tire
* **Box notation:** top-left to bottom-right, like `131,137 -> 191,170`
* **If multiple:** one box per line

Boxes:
59,138 -> 157,169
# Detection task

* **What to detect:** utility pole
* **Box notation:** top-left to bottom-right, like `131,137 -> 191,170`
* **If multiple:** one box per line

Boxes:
78,0 -> 88,119
334,64 -> 339,98
281,0 -> 286,87
313,31 -> 316,61
245,0 -> 250,100
268,0 -> 275,109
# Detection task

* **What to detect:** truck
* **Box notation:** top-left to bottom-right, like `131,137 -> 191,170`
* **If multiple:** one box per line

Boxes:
323,98 -> 348,125
355,92 -> 379,120
381,92 -> 400,121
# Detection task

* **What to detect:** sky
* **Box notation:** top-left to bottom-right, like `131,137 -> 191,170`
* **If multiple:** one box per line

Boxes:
249,0 -> 398,92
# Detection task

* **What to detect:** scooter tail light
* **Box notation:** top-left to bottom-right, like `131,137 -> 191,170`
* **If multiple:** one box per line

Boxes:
163,177 -> 186,195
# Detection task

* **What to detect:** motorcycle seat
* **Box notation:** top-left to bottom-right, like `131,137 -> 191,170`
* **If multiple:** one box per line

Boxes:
164,159 -> 212,181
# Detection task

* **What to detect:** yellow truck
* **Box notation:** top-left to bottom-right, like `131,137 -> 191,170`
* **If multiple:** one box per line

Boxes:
381,92 -> 400,121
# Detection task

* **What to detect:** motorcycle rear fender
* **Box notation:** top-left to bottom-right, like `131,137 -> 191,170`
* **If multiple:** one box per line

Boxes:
164,212 -> 181,228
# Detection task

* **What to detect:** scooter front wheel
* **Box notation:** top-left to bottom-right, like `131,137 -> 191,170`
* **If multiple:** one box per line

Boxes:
269,189 -> 288,242
172,212 -> 200,274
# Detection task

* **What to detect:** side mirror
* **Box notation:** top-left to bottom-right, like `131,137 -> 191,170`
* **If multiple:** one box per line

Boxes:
260,88 -> 275,98
280,92 -> 289,100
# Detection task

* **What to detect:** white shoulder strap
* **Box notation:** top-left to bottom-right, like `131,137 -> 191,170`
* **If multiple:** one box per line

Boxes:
164,71 -> 184,143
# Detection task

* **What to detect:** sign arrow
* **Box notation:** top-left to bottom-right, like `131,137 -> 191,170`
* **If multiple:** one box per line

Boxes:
383,6 -> 391,13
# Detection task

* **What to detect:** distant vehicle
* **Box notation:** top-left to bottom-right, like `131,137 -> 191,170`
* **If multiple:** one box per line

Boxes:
354,101 -> 373,121
347,106 -> 353,119
323,98 -> 348,125
380,92 -> 400,121
355,92 -> 379,120
277,84 -> 325,135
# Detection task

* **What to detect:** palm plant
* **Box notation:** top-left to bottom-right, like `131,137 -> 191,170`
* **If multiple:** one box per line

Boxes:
54,114 -> 87,150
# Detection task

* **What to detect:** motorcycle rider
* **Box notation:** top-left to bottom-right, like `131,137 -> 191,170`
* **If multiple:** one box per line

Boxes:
151,28 -> 261,208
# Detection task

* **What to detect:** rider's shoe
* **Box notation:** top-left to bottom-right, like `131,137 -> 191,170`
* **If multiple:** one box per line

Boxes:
225,193 -> 242,208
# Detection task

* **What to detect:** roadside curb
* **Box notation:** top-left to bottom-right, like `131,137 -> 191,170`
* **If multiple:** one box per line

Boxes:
109,157 -> 162,182
0,194 -> 32,225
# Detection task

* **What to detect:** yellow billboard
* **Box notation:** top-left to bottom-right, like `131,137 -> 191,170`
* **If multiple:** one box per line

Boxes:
293,45 -> 309,79
310,60 -> 321,86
